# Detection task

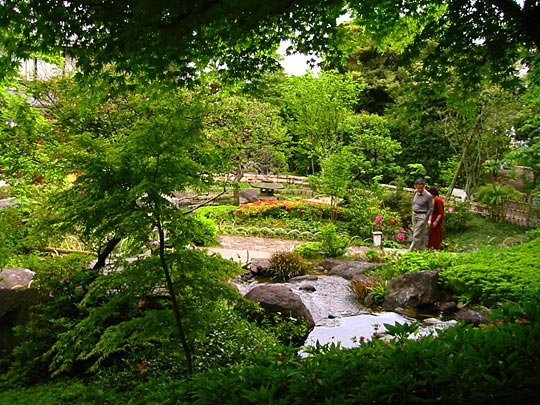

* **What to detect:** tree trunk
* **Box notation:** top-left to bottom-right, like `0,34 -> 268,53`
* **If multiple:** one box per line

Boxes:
157,221 -> 193,374
92,237 -> 121,270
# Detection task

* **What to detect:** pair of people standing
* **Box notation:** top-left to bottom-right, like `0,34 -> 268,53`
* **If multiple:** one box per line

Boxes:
410,178 -> 445,251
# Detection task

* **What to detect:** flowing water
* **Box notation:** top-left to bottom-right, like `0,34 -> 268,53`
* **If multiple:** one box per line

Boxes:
234,274 -> 413,348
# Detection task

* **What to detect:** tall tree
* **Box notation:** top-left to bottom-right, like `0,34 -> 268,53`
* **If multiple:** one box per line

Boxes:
204,91 -> 290,204
349,0 -> 540,85
40,74 -> 232,374
281,71 -> 362,174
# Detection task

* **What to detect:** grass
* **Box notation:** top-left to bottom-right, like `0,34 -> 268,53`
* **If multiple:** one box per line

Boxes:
445,215 -> 530,252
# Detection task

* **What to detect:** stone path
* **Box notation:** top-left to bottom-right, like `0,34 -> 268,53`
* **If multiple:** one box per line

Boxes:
206,235 -> 368,263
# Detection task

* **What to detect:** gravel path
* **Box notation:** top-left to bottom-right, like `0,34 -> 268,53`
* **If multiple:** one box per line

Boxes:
206,235 -> 368,263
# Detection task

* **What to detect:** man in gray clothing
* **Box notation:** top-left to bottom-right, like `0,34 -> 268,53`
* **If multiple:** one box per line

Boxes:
410,178 -> 434,251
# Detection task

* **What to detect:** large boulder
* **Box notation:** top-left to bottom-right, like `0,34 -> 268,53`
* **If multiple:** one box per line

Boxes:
0,268 -> 35,289
383,270 -> 442,311
0,268 -> 39,354
328,260 -> 378,280
455,306 -> 491,325
244,284 -> 315,330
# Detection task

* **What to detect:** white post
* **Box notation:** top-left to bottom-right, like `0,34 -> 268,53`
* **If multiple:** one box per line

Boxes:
372,231 -> 383,247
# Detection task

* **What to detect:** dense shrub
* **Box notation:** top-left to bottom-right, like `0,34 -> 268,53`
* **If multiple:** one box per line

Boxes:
4,253 -> 95,384
293,242 -> 324,259
233,200 -> 341,223
191,213 -> 218,246
318,223 -> 348,257
439,237 -> 540,306
372,250 -> 455,280
443,200 -> 473,233
0,204 -> 45,267
291,224 -> 348,259
474,184 -> 523,221
195,205 -> 237,221
342,189 -> 404,243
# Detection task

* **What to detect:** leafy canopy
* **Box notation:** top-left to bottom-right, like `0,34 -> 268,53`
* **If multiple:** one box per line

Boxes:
1,0 -> 539,84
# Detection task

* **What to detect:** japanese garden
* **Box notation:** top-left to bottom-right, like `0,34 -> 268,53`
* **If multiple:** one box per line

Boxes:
1,1 -> 540,403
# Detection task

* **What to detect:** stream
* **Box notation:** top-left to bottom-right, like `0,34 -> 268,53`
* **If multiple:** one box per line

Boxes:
234,274 -> 430,349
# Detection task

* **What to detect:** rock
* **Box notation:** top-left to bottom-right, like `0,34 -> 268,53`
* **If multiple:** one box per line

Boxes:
239,188 -> 260,203
439,301 -> 458,314
383,270 -> 442,311
318,258 -> 347,271
0,277 -> 40,354
0,268 -> 35,289
455,307 -> 491,325
329,261 -> 377,280
249,258 -> 271,274
299,285 -> 316,292
244,284 -> 315,330
422,317 -> 443,326
350,274 -> 374,283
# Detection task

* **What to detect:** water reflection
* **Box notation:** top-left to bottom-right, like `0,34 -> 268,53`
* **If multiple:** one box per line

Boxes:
305,312 -> 411,349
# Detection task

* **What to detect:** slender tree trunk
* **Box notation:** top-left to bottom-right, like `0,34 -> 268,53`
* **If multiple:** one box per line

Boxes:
157,221 -> 193,374
92,237 -> 121,270
232,168 -> 244,206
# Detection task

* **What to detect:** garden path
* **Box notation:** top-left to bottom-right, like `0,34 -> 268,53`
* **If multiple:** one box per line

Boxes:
206,235 -> 369,263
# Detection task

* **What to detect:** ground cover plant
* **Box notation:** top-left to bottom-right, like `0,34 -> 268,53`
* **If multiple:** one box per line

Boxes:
2,301 -> 539,404
439,233 -> 540,306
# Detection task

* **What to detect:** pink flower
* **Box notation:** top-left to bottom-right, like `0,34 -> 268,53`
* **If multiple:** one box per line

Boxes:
399,227 -> 406,232
390,218 -> 397,225
396,234 -> 406,241
375,215 -> 383,222
448,206 -> 455,213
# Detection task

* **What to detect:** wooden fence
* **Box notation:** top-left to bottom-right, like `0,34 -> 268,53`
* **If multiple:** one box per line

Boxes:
469,201 -> 540,228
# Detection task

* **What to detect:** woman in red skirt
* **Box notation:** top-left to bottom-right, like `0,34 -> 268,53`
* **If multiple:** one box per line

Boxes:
427,186 -> 445,250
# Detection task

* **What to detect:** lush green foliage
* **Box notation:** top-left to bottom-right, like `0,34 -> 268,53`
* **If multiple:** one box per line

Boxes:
279,70 -> 362,174
190,212 -> 218,247
3,248 -> 276,384
440,237 -> 540,306
474,183 -> 524,221
443,199 -> 473,234
318,223 -> 349,257
4,277 -> 540,404
445,214 -> 530,252
292,223 -> 349,258
292,242 -> 326,259
4,254 -> 96,384
16,301 -> 532,404
341,189 -> 405,243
